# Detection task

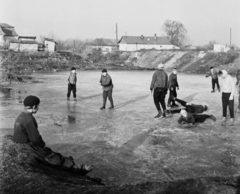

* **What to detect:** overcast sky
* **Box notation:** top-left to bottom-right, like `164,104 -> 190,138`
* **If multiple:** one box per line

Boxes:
1,0 -> 239,46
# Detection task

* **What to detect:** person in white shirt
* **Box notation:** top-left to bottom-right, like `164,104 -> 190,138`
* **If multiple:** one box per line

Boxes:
219,70 -> 235,125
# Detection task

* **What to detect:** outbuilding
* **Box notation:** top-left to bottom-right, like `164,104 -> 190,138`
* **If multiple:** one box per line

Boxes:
44,38 -> 57,52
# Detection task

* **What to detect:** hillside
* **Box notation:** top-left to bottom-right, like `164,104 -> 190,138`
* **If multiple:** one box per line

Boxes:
0,50 -> 239,83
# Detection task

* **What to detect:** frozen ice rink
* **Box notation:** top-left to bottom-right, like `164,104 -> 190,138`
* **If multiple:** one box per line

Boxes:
0,70 -> 240,185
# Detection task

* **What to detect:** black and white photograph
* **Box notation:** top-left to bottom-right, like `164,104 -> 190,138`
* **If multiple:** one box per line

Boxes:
0,0 -> 240,193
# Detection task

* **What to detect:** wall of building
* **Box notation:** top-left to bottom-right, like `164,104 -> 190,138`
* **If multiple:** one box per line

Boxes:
44,41 -> 55,52
214,44 -> 230,53
19,44 -> 38,52
119,43 -> 179,51
0,35 -> 4,47
9,43 -> 19,51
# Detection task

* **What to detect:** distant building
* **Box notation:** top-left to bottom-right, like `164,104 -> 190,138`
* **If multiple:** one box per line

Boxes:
0,23 -> 18,48
88,38 -> 117,54
214,44 -> 230,52
44,38 -> 57,52
184,45 -> 196,50
118,35 -> 179,51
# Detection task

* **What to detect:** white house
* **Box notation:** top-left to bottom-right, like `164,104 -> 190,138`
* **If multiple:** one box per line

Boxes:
44,38 -> 57,52
88,38 -> 117,54
118,35 -> 179,51
0,23 -> 18,48
214,44 -> 230,53
9,39 -> 38,52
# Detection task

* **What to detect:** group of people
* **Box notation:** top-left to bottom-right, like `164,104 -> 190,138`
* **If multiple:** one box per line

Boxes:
12,65 -> 240,174
150,64 -> 240,126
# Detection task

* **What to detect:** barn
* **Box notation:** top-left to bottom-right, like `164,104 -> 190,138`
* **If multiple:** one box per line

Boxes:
44,38 -> 57,52
118,35 -> 179,51
0,23 -> 18,48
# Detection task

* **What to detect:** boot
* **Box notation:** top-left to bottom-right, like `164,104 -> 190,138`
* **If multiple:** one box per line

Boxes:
100,106 -> 105,110
160,110 -> 166,118
209,115 -> 216,121
154,111 -> 162,119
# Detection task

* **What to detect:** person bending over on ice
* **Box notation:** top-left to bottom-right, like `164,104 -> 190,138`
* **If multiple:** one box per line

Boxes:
167,68 -> 179,108
178,109 -> 216,126
167,98 -> 208,114
219,70 -> 235,125
67,67 -> 77,101
206,66 -> 220,93
236,69 -> 240,113
150,63 -> 168,118
13,95 -> 93,175
99,69 -> 114,110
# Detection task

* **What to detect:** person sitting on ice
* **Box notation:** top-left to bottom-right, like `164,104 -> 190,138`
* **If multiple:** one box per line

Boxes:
178,109 -> 216,126
13,95 -> 93,175
166,97 -> 208,115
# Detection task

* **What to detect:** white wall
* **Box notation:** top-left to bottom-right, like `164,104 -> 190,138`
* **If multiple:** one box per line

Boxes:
19,44 -> 38,52
0,35 -> 4,47
119,43 -> 179,51
45,40 -> 55,52
214,44 -> 230,52
9,43 -> 19,51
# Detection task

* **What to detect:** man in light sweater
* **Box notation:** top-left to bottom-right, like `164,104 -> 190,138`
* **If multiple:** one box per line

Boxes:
219,70 -> 235,125
67,67 -> 77,101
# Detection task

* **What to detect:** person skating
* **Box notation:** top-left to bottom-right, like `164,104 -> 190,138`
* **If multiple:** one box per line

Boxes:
67,67 -> 77,101
206,66 -> 220,93
150,63 -> 168,118
236,69 -> 240,113
167,68 -> 179,107
99,69 -> 114,110
13,95 -> 93,174
167,98 -> 208,114
178,109 -> 216,126
218,70 -> 235,126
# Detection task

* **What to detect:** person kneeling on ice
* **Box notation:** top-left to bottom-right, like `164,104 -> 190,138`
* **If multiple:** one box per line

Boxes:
13,95 -> 93,175
99,69 -> 114,110
167,98 -> 208,115
178,109 -> 216,126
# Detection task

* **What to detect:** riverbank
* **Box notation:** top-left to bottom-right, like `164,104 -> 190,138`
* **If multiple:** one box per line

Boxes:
0,50 -> 239,84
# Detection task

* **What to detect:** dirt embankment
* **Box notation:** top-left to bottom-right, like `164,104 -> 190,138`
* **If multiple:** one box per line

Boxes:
0,50 -> 239,83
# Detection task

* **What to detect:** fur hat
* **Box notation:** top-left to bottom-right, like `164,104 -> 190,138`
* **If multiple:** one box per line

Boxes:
24,95 -> 40,107
102,69 -> 107,73
71,67 -> 76,70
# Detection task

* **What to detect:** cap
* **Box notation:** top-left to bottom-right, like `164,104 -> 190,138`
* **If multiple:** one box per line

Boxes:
102,69 -> 107,73
24,95 -> 40,107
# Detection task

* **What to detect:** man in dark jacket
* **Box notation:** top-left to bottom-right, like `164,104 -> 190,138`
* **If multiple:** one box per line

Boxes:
166,98 -> 208,114
150,63 -> 168,118
167,68 -> 179,107
99,69 -> 114,110
13,95 -> 93,174
206,66 -> 220,93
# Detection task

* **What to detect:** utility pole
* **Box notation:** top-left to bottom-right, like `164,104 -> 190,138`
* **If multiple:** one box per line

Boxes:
116,23 -> 118,52
230,27 -> 232,47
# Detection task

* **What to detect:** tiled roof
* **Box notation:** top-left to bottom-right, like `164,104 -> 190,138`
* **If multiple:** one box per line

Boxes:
18,36 -> 36,40
91,38 -> 117,46
44,38 -> 57,43
0,27 -> 18,36
118,36 -> 172,45
9,39 -> 38,44
0,23 -> 14,28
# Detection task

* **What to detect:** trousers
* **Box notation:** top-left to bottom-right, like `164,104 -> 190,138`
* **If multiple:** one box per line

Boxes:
222,92 -> 234,118
153,88 -> 167,112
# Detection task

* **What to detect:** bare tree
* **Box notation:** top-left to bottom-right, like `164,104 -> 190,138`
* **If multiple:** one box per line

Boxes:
162,20 -> 188,47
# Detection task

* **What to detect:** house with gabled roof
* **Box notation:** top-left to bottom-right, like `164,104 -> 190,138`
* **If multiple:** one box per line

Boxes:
89,38 -> 117,54
0,23 -> 18,48
118,34 -> 179,51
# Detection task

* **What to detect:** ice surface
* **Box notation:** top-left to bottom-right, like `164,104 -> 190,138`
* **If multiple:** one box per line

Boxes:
0,70 -> 240,185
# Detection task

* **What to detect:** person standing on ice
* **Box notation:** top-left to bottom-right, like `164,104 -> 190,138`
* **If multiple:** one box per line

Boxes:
218,70 -> 235,125
167,67 -> 179,107
67,67 -> 77,101
99,69 -> 114,110
206,66 -> 220,93
150,63 -> 168,118
236,69 -> 240,113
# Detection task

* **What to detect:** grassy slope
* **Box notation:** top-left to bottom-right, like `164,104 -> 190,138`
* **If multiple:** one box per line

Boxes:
1,134 -> 240,194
